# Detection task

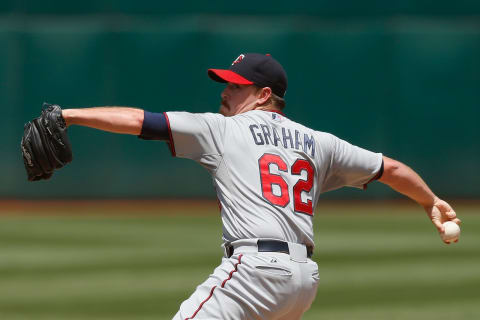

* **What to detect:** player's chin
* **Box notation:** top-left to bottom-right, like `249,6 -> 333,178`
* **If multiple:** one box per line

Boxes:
219,105 -> 231,117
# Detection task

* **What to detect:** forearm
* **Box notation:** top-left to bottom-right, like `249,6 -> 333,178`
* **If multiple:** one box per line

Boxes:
378,156 -> 437,207
62,107 -> 144,135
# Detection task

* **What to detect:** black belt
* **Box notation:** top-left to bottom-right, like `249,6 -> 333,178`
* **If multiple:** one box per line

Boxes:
225,240 -> 313,258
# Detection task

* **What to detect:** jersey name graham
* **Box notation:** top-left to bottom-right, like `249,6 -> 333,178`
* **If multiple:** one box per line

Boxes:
249,124 -> 315,157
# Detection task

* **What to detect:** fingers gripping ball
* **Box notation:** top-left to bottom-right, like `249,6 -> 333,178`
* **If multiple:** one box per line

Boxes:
441,221 -> 461,243
21,103 -> 73,181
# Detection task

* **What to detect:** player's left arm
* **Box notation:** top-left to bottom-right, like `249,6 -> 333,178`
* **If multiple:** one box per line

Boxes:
62,107 -> 144,135
62,107 -> 169,140
378,156 -> 461,243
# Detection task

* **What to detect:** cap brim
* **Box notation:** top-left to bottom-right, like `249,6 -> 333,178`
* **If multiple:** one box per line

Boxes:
207,69 -> 254,85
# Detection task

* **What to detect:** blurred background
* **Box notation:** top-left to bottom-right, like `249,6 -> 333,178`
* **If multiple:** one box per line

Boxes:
1,1 -> 479,320
1,0 -> 479,199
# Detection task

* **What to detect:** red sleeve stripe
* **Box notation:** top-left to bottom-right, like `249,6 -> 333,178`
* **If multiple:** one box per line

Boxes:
185,254 -> 243,320
163,112 -> 176,157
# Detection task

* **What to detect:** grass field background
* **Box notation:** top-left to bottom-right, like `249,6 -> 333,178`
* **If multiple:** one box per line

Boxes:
0,201 -> 478,320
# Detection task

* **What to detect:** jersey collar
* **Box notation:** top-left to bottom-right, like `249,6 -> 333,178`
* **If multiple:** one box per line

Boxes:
266,110 -> 285,116
256,108 -> 285,116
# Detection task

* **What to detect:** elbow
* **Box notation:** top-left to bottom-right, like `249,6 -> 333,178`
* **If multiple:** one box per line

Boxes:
127,109 -> 144,135
378,156 -> 401,183
135,112 -> 145,133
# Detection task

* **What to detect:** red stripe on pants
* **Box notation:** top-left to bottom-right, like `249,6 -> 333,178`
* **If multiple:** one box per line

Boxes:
185,254 -> 243,320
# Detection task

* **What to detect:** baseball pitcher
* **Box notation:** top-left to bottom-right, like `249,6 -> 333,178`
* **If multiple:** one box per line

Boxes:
21,53 -> 461,319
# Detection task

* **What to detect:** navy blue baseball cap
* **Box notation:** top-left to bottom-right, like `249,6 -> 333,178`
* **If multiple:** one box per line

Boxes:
208,53 -> 288,98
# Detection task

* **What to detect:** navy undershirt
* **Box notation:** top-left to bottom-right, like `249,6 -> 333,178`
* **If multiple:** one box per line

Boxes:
138,111 -> 169,141
375,159 -> 384,180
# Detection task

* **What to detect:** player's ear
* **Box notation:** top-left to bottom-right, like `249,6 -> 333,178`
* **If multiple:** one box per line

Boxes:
257,87 -> 272,105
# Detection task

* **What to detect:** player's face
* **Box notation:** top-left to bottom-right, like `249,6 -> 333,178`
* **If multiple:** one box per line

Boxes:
219,83 -> 260,117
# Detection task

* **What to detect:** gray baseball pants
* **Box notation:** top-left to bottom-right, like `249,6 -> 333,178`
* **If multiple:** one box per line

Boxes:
173,239 -> 319,320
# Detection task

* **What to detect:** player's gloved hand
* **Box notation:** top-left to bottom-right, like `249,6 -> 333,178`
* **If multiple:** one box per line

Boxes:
423,197 -> 461,244
21,103 -> 73,181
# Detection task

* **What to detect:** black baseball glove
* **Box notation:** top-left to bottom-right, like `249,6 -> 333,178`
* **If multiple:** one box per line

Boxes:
21,103 -> 73,181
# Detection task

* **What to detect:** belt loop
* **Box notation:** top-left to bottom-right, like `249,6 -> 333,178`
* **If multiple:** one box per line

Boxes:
223,243 -> 234,258
307,245 -> 313,258
288,242 -> 308,263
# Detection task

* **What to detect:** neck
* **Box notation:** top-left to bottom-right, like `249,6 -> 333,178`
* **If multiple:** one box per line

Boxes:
234,102 -> 281,116
253,105 -> 281,112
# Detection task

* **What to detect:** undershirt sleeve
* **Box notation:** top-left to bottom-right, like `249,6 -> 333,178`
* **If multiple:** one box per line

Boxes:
138,111 -> 169,141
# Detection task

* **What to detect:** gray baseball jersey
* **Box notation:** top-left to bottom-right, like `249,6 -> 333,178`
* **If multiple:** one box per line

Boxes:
165,110 -> 382,248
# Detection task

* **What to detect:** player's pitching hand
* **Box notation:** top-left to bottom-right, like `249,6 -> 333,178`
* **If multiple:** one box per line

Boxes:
423,198 -> 461,244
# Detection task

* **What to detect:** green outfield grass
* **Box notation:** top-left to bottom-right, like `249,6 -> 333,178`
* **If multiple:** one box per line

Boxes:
0,202 -> 479,320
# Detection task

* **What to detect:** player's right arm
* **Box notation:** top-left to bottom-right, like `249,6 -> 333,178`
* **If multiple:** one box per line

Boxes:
320,134 -> 460,244
378,156 -> 461,242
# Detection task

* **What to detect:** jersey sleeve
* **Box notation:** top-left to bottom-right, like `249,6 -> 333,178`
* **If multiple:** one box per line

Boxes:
320,133 -> 383,193
164,111 -> 226,171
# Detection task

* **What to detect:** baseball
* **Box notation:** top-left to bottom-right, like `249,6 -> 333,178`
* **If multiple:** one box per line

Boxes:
441,221 -> 460,242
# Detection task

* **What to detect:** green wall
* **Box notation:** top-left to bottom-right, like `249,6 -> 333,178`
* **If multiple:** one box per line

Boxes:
1,2 -> 479,198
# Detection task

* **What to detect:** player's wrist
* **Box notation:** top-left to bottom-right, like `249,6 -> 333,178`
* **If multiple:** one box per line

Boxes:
420,195 -> 440,209
61,109 -> 74,127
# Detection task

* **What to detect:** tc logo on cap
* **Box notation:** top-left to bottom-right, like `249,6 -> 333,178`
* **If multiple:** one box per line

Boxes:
232,54 -> 245,65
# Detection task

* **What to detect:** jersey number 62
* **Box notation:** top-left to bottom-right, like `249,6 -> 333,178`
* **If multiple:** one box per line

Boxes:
258,153 -> 314,216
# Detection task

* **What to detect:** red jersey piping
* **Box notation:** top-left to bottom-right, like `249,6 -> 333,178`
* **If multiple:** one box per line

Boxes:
163,112 -> 176,157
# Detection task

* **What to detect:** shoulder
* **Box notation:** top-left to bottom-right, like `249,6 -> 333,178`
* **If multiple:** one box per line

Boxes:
164,112 -> 229,136
235,110 -> 290,124
166,111 -> 226,124
166,111 -> 224,119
